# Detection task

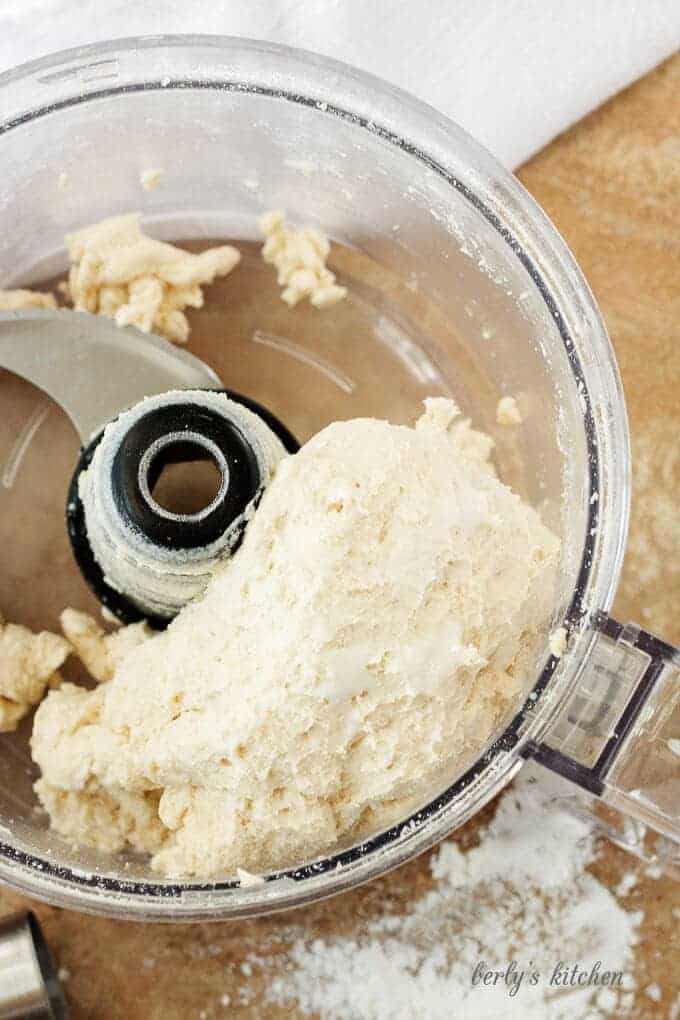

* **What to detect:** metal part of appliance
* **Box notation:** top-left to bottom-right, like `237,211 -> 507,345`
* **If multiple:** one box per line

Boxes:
0,310 -> 297,624
0,309 -> 223,444
0,912 -> 68,1020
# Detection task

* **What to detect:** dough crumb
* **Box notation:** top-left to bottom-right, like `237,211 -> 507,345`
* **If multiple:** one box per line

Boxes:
236,867 -> 266,888
140,168 -> 164,192
64,213 -> 241,343
60,608 -> 153,683
259,210 -> 347,308
0,611 -> 70,732
0,289 -> 57,311
496,395 -> 523,426
549,626 -> 568,658
57,172 -> 69,192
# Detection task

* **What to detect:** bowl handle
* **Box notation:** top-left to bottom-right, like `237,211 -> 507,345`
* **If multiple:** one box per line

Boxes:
523,612 -> 679,875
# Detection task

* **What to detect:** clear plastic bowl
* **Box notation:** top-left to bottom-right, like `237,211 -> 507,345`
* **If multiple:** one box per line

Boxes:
0,36 -> 667,920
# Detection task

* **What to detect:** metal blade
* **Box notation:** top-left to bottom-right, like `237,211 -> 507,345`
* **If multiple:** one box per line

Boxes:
0,309 -> 222,442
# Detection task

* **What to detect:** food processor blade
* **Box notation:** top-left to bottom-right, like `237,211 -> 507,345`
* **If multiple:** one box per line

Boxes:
0,309 -> 222,442
0,308 -> 298,626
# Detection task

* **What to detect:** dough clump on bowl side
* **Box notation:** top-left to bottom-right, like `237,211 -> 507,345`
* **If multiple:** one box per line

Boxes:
0,612 -> 70,732
64,213 -> 241,343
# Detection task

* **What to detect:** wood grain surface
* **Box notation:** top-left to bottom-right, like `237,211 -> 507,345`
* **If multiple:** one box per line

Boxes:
1,53 -> 678,1020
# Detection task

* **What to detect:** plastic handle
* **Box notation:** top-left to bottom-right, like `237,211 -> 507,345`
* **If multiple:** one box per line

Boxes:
525,613 -> 680,866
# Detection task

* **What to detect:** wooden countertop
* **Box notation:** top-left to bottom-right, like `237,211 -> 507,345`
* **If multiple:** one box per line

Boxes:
1,53 -> 679,1020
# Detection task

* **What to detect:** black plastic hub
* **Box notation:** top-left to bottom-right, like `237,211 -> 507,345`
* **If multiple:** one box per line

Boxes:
66,389 -> 298,628
112,403 -> 260,550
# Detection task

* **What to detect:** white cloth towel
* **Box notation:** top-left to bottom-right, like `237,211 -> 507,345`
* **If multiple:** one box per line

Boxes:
1,0 -> 679,167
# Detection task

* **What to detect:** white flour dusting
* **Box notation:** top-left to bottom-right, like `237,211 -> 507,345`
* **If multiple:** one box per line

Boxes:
261,767 -> 642,1020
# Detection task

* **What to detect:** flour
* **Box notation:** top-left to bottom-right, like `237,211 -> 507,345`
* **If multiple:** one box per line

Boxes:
262,767 -> 642,1020
615,871 -> 638,897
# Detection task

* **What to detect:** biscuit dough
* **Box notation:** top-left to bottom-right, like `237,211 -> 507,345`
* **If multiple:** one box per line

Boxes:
259,211 -> 347,308
140,168 -> 163,192
32,399 -> 559,877
0,289 -> 57,311
0,612 -> 70,732
64,214 -> 241,343
549,626 -> 568,658
60,609 -> 153,684
496,395 -> 523,426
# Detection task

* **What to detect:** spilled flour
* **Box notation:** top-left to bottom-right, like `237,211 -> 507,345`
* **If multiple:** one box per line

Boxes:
256,767 -> 642,1020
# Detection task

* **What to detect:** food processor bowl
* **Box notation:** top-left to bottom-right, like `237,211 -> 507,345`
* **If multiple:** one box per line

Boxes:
0,37 -> 677,920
